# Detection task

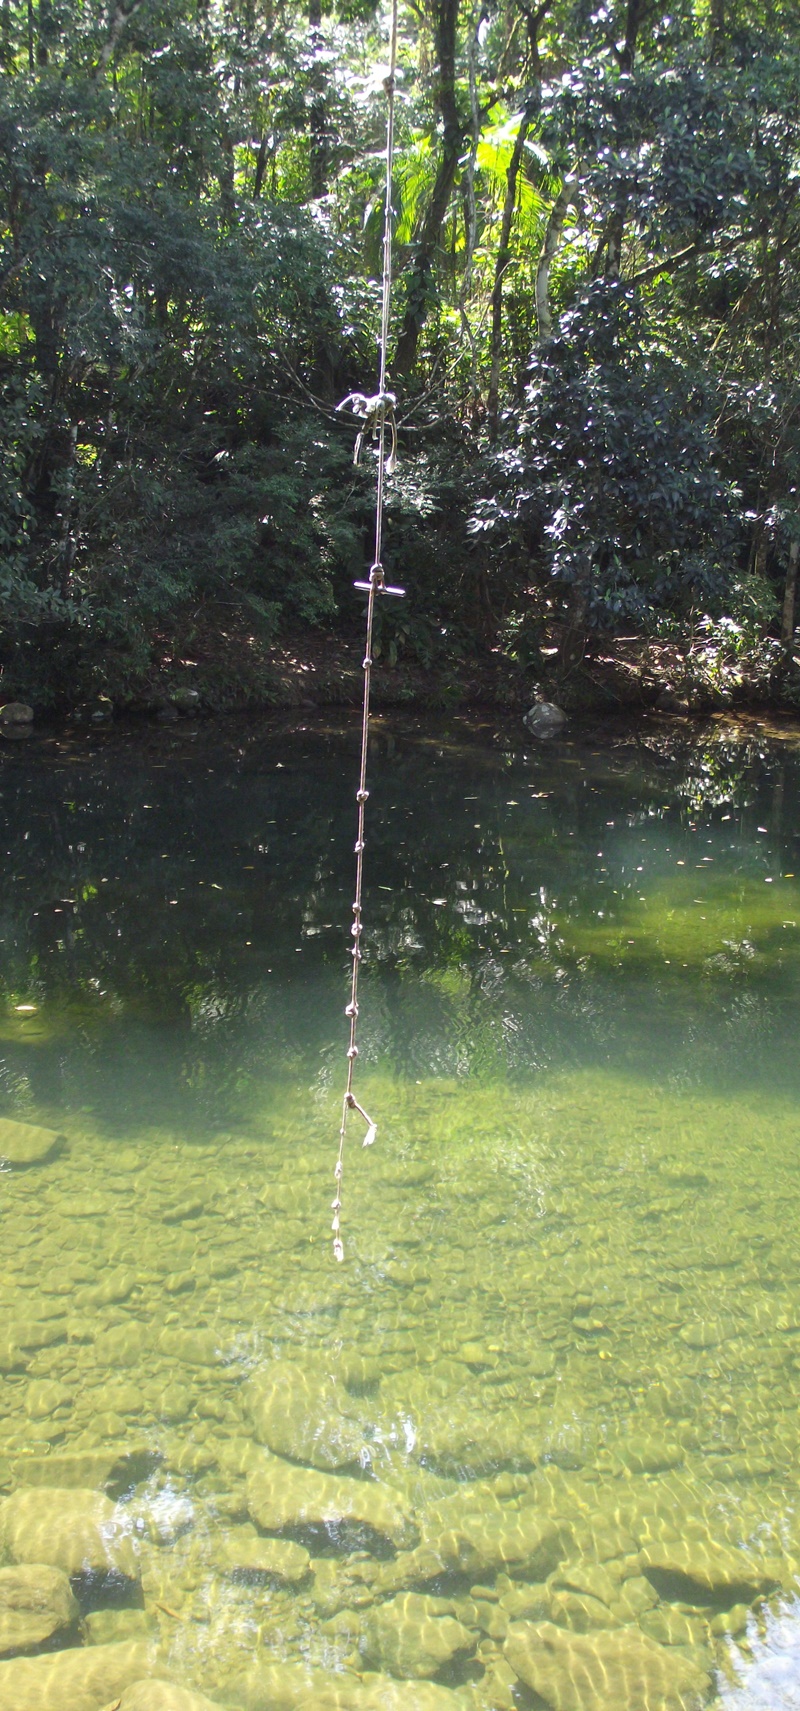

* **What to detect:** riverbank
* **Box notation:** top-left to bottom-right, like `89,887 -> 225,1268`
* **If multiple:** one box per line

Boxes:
4,616 -> 800,726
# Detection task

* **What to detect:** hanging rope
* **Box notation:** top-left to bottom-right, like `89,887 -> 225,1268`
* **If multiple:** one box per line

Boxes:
331,0 -> 403,1264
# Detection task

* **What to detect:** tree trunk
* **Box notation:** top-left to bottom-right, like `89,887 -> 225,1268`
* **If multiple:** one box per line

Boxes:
253,133 -> 269,199
618,0 -> 642,73
394,0 -> 463,375
782,538 -> 800,649
486,0 -> 554,431
94,0 -> 144,78
58,423 -> 78,600
36,0 -> 51,63
535,176 -> 575,339
308,0 -> 328,198
0,0 -> 12,69
752,520 -> 769,579
604,199 -> 625,280
558,557 -> 592,670
601,0 -> 643,279
486,96 -> 536,437
709,0 -> 724,61
218,125 -> 236,226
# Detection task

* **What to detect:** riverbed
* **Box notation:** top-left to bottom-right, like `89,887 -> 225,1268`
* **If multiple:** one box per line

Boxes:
1,712 -> 800,1711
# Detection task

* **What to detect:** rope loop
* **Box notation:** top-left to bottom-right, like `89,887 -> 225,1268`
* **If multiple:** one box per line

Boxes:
331,0 -> 399,1264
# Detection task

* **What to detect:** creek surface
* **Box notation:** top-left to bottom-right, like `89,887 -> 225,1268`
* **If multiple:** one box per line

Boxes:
1,711 -> 800,1711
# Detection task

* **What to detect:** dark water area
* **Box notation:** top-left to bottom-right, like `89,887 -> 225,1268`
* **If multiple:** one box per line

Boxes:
1,711 -> 800,1710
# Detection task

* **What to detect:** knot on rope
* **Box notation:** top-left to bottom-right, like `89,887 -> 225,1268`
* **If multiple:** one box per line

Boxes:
337,390 -> 398,475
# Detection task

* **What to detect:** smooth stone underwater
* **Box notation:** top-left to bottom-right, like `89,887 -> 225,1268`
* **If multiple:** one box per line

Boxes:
0,1117 -> 65,1167
0,1638 -> 155,1711
246,1456 -> 417,1551
360,1591 -> 476,1678
0,1488 -> 140,1585
504,1620 -> 712,1711
117,1681 -> 227,1711
0,1563 -> 79,1658
245,1361 -> 366,1471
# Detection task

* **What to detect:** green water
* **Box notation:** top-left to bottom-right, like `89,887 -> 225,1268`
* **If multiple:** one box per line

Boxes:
2,712 -> 800,1711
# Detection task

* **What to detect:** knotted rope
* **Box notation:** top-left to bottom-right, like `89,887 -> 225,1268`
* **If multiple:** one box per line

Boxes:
331,0 -> 402,1264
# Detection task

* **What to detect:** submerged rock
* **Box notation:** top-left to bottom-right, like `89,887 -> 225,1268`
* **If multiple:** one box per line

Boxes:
24,1378 -> 74,1419
11,1321 -> 66,1354
458,1506 -> 568,1579
361,1591 -> 476,1679
504,1620 -> 710,1711
118,1682 -> 226,1711
638,1606 -> 710,1649
0,1486 -> 139,1585
678,1318 -> 736,1350
399,1507 -> 567,1586
0,1637 -> 154,1711
216,1530 -> 311,1585
85,1608 -> 152,1645
619,1436 -> 684,1475
413,1405 -> 534,1479
234,1660 -> 343,1709
499,1584 -> 551,1622
245,1361 -> 365,1471
638,1538 -> 778,1603
0,1119 -> 65,1168
246,1456 -> 416,1551
0,1564 -> 79,1658
547,1588 -> 620,1632
304,1679 -> 467,1710
0,1344 -> 28,1375
235,1660 -> 464,1711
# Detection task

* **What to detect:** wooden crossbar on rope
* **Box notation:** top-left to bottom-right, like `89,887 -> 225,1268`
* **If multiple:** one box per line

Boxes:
331,0 -> 402,1263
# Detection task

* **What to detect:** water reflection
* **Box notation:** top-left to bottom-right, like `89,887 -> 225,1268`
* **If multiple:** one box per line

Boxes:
2,713 -> 800,1127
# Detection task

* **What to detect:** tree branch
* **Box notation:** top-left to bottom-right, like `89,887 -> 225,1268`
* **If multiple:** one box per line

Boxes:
627,223 -> 766,287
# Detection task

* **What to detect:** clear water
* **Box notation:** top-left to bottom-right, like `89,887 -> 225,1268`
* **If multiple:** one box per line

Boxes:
2,712 -> 800,1710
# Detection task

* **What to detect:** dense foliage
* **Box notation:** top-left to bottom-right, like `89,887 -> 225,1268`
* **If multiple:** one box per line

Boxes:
1,0 -> 799,701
